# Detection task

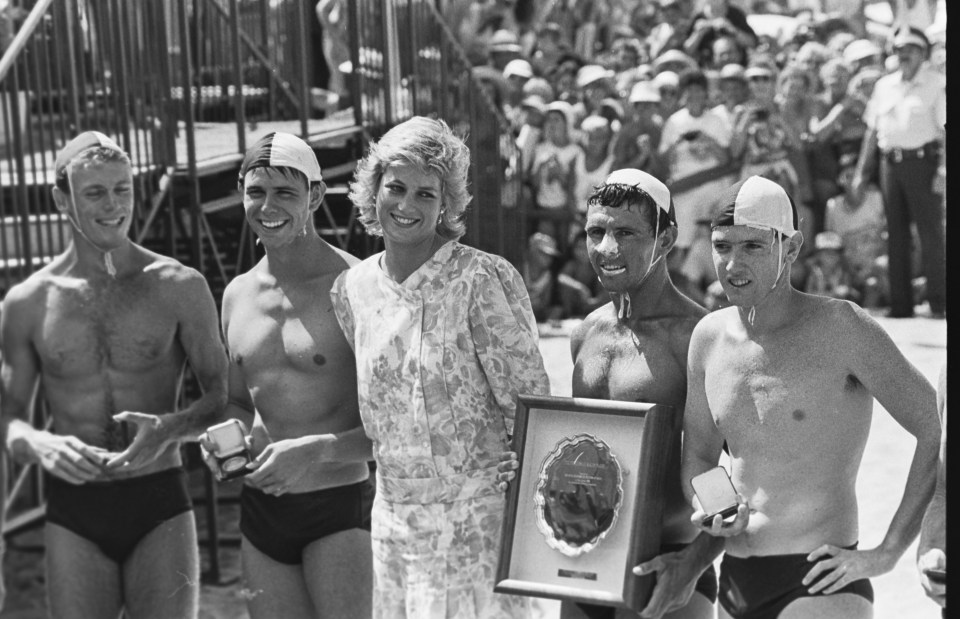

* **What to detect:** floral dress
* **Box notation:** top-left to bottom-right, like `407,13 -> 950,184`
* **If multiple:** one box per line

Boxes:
330,241 -> 551,619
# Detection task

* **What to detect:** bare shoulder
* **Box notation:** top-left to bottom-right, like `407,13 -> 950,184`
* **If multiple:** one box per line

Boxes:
136,248 -> 214,306
570,303 -> 614,352
1,268 -> 54,323
329,245 -> 361,269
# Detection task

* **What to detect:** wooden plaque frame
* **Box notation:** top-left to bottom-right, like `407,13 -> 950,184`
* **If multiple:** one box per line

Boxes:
495,394 -> 679,611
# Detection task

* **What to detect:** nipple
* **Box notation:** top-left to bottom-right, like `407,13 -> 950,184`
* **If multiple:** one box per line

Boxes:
618,292 -> 632,320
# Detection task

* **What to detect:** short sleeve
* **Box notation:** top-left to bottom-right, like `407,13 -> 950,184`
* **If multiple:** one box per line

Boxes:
468,256 -> 551,436
329,271 -> 357,353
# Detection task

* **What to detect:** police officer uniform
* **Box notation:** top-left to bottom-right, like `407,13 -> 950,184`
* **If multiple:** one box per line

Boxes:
863,25 -> 946,317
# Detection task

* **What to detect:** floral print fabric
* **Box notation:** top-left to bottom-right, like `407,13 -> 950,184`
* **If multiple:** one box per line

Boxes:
331,241 -> 550,618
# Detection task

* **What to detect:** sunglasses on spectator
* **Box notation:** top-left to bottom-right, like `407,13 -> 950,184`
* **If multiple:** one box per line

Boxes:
659,88 -> 678,96
749,75 -> 773,82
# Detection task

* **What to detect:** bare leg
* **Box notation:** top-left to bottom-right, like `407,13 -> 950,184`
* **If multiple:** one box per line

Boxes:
303,528 -> 373,619
123,511 -> 200,619
45,523 -> 124,619
240,534 -> 315,619
779,593 -> 873,619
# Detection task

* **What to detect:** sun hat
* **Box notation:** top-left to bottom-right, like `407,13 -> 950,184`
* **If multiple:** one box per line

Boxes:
503,58 -> 534,80
843,39 -> 881,65
629,80 -> 661,103
576,64 -> 614,89
891,24 -> 929,51
719,63 -> 747,82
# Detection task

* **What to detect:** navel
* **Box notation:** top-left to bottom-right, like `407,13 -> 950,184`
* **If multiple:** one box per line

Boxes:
791,409 -> 805,421
235,354 -> 243,367
313,353 -> 326,366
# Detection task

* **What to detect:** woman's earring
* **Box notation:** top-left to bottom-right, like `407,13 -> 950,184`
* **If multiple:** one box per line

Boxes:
437,210 -> 445,226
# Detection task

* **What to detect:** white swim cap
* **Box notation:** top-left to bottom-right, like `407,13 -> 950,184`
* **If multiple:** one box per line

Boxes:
239,132 -> 323,183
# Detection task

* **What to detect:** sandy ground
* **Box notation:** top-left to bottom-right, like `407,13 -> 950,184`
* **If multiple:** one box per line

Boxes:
0,310 -> 946,618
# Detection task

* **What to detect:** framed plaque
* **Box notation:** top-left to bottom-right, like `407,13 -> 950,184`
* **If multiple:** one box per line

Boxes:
495,394 -> 680,611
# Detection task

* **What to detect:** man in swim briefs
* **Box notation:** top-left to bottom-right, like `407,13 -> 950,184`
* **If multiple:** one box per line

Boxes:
567,169 -> 718,619
201,132 -> 373,618
0,131 -> 229,618
681,175 -> 940,619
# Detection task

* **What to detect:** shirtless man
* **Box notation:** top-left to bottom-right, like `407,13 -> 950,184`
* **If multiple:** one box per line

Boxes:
682,175 -> 941,618
565,169 -> 717,619
0,132 -> 229,618
201,132 -> 373,618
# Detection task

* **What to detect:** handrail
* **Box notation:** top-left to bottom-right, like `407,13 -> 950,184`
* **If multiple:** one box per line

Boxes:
0,0 -> 54,83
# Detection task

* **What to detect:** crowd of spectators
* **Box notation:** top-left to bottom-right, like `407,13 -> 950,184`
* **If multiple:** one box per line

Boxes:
447,0 -> 945,321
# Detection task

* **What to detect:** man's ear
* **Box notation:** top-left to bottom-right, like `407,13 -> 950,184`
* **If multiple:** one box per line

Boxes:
660,224 -> 679,254
52,186 -> 69,214
309,181 -> 326,213
785,231 -> 804,262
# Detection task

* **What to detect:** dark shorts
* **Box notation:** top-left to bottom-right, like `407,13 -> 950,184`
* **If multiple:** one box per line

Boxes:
45,467 -> 193,564
660,542 -> 719,604
240,478 -> 373,565
718,544 -> 874,619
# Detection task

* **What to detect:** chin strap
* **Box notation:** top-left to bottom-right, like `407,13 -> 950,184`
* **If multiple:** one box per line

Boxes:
618,292 -> 632,320
66,196 -> 118,278
748,234 -> 789,327
616,220 -> 667,322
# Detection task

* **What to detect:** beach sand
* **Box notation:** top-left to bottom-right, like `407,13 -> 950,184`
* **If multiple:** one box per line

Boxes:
1,311 -> 946,618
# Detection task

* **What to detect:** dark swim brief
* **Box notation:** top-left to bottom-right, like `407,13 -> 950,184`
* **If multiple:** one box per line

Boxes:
45,467 -> 193,564
718,543 -> 874,619
660,542 -> 720,603
240,478 -> 374,565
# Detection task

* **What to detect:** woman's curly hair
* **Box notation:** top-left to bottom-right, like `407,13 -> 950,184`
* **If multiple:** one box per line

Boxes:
350,116 -> 472,240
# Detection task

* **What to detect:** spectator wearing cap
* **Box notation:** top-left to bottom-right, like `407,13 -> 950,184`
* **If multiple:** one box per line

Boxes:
683,0 -> 757,67
659,68 -> 734,274
713,63 -> 749,124
530,100 -> 581,254
648,0 -> 693,60
521,231 -> 565,323
575,64 -> 616,120
516,94 -> 547,178
486,28 -> 524,71
612,80 -> 666,176
652,48 -> 698,77
652,70 -> 682,122
502,58 -> 534,132
853,24 -> 945,318
842,38 -> 883,77
572,115 -> 617,228
521,75 -> 555,102
803,231 -> 860,303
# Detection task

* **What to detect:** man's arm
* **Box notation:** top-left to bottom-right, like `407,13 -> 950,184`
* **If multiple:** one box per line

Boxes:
916,361 -> 946,605
106,269 -> 229,469
1,288 -> 106,483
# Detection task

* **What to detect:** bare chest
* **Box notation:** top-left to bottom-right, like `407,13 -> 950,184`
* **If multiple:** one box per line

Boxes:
36,282 -> 179,378
704,342 -> 870,442
227,286 -> 351,376
573,328 -> 686,406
